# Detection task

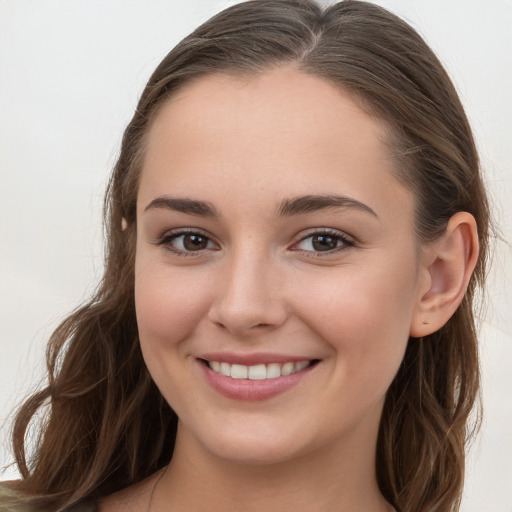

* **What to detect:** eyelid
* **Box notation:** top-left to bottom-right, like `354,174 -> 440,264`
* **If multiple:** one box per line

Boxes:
290,228 -> 356,255
155,228 -> 220,256
153,226 -> 355,258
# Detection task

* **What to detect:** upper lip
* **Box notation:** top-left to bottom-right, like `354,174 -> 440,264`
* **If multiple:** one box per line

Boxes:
198,352 -> 319,366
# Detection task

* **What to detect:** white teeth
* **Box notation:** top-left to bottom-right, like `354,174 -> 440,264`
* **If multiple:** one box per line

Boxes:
248,364 -> 267,380
294,361 -> 309,372
281,362 -> 294,376
266,363 -> 281,379
220,362 -> 231,377
207,360 -> 313,379
230,364 -> 248,379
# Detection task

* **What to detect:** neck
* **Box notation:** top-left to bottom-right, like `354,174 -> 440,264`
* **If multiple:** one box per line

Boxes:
152,422 -> 394,512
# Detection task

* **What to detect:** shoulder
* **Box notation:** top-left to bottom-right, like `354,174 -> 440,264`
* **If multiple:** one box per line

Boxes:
0,481 -> 97,512
66,502 -> 97,512
96,469 -> 165,512
96,485 -> 149,512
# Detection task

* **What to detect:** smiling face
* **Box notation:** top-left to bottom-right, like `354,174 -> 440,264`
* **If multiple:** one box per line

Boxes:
134,66 -> 428,466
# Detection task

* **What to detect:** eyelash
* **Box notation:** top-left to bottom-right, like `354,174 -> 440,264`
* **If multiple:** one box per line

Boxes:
155,228 -> 355,258
155,229 -> 217,258
293,228 -> 355,256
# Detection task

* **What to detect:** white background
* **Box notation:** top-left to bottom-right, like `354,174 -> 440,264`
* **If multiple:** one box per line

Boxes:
0,1 -> 510,510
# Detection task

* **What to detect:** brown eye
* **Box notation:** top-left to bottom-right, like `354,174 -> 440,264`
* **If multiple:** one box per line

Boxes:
311,235 -> 339,251
157,231 -> 217,256
182,234 -> 209,251
294,230 -> 354,254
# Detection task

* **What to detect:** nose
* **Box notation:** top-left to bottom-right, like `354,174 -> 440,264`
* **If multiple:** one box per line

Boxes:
208,248 -> 288,337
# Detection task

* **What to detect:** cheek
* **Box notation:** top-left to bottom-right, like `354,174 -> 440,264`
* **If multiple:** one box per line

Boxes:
294,259 -> 418,385
134,260 -> 212,351
301,266 -> 416,336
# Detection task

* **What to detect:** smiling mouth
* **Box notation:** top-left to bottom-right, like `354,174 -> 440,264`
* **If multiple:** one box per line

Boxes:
200,359 -> 319,380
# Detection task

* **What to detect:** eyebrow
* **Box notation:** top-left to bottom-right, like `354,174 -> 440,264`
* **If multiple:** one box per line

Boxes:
143,194 -> 377,219
276,194 -> 378,218
144,197 -> 220,217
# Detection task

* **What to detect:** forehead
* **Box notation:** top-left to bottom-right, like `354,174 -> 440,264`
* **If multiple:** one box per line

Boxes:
138,66 -> 413,222
146,66 -> 390,162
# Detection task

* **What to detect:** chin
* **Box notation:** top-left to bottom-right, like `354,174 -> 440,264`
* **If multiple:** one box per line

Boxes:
209,439 -> 303,467
183,417 -> 315,467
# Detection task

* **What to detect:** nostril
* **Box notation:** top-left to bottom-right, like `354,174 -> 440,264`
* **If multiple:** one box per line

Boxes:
208,297 -> 288,335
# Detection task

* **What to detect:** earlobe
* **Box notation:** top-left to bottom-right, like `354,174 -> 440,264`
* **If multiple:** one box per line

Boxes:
410,212 -> 479,338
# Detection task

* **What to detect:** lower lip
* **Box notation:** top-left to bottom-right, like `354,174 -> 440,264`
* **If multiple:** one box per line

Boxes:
198,360 -> 318,401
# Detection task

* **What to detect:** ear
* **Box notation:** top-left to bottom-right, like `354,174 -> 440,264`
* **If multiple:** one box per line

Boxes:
410,212 -> 479,338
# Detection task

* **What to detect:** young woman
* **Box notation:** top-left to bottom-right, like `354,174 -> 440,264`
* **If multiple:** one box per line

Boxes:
0,1 -> 491,511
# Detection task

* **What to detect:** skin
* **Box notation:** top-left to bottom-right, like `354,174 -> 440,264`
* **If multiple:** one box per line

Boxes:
100,65 -> 478,511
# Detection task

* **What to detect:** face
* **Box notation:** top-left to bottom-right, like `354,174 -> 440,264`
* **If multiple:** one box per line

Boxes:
135,66 -> 427,466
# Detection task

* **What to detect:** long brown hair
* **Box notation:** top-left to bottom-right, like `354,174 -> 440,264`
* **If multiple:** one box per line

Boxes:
8,1 -> 490,510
